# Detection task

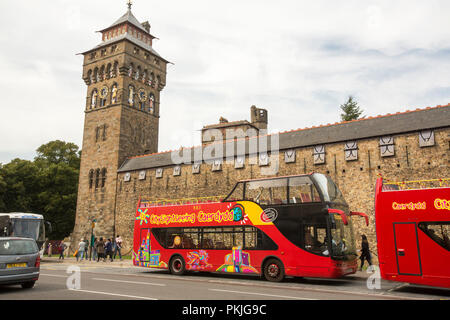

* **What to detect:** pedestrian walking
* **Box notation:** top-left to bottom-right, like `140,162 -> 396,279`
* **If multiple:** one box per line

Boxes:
105,238 -> 113,262
59,242 -> 67,260
77,239 -> 86,262
47,242 -> 52,257
359,234 -> 372,271
114,235 -> 123,261
96,237 -> 105,262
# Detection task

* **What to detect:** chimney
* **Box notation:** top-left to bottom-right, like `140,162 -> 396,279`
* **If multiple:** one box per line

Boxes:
141,21 -> 151,33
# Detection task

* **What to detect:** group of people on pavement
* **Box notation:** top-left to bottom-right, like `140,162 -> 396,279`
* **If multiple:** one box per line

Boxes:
75,235 -> 123,262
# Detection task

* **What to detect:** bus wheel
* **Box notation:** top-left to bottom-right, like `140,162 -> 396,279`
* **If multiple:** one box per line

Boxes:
169,255 -> 186,275
263,259 -> 284,282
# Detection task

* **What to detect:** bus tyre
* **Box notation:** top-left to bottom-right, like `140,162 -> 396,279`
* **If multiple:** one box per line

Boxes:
263,259 -> 284,282
170,255 -> 186,275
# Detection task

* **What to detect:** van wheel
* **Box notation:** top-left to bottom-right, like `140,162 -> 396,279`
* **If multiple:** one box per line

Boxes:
169,255 -> 186,275
21,281 -> 35,289
263,259 -> 284,282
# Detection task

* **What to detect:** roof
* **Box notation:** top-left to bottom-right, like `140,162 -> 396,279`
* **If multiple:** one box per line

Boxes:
82,33 -> 167,62
117,103 -> 450,173
100,9 -> 148,34
202,120 -> 258,130
0,213 -> 43,219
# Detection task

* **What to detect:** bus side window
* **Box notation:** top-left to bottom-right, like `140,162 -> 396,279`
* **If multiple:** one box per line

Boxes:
419,222 -> 450,251
289,177 -> 320,204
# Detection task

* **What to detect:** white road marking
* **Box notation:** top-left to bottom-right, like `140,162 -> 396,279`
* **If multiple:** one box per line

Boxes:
40,274 -> 67,278
209,288 -> 317,300
68,289 -> 157,300
92,278 -> 166,286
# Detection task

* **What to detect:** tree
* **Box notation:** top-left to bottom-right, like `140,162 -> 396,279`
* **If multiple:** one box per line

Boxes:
34,140 -> 81,240
0,140 -> 81,240
0,159 -> 41,213
340,96 -> 364,121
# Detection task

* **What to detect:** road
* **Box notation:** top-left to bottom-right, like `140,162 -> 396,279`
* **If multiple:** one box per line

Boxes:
0,258 -> 449,301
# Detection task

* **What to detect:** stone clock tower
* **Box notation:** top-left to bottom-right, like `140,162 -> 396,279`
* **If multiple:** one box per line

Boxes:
72,3 -> 168,244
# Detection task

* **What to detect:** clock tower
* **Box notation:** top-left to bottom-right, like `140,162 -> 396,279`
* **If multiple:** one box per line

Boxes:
72,3 -> 168,243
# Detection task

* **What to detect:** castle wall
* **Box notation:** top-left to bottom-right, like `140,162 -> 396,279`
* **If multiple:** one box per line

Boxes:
113,128 -> 450,260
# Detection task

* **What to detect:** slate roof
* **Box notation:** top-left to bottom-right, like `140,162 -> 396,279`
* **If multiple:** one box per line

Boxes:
117,104 -> 450,173
83,33 -> 166,61
100,9 -> 148,33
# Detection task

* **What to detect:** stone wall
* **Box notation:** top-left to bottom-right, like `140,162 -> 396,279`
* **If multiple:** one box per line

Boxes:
113,127 -> 450,261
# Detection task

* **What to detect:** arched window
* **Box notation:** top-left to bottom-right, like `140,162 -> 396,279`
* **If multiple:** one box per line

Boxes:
135,66 -> 141,80
99,65 -> 105,81
106,63 -> 112,79
93,67 -> 99,83
142,70 -> 147,84
95,168 -> 100,189
88,170 -> 94,189
113,61 -> 119,77
101,168 -> 107,188
148,72 -> 154,87
87,70 -> 92,84
128,63 -> 134,78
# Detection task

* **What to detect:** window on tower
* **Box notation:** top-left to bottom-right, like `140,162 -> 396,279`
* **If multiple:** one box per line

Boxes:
88,170 -> 94,189
101,168 -> 107,188
95,169 -> 100,189
102,124 -> 107,141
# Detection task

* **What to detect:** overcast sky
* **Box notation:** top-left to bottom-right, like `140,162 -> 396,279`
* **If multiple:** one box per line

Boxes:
1,0 -> 449,164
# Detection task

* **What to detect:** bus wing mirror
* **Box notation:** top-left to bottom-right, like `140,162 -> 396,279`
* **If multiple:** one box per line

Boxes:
45,221 -> 53,234
350,211 -> 369,226
328,209 -> 348,225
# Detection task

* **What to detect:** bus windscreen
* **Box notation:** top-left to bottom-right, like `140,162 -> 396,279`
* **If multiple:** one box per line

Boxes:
11,219 -> 44,241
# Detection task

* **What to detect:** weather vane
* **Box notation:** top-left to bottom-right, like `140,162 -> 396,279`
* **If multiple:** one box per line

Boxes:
127,0 -> 133,10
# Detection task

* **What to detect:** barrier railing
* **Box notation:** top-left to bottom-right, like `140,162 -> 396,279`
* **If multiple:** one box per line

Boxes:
139,195 -> 228,207
382,178 -> 450,191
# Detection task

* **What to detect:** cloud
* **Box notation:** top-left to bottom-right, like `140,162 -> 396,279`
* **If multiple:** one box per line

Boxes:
0,0 -> 449,164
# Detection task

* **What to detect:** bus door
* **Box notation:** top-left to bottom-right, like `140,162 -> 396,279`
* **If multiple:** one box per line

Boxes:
393,223 -> 422,276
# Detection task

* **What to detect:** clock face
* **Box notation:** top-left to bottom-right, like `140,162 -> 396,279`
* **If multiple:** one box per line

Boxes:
138,89 -> 147,101
100,86 -> 108,98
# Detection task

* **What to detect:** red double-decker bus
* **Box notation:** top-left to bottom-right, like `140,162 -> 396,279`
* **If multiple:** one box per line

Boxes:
375,177 -> 450,288
133,173 -> 365,281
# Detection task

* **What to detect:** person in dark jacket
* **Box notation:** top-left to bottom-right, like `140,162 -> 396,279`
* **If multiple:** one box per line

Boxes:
359,234 -> 372,271
104,239 -> 113,262
96,237 -> 105,262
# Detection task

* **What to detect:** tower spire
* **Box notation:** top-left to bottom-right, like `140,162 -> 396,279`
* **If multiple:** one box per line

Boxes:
127,0 -> 132,10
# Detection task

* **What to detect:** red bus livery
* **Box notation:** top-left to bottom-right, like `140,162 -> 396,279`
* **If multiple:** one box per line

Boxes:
133,173 -> 363,281
375,177 -> 450,288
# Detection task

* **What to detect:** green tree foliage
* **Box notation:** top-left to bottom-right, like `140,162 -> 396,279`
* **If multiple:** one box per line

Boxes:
0,140 -> 80,240
340,96 -> 364,121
